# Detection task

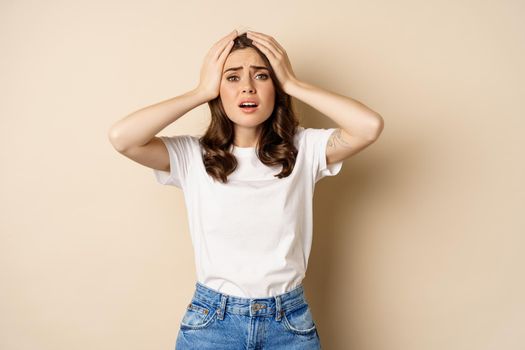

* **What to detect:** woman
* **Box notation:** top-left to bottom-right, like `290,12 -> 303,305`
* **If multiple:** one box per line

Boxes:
108,29 -> 383,350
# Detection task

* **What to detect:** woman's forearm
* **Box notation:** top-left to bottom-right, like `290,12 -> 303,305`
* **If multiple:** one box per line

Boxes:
286,79 -> 383,140
108,88 -> 210,152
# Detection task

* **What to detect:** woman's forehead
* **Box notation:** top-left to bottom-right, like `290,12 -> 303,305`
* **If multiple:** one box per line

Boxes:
226,48 -> 265,66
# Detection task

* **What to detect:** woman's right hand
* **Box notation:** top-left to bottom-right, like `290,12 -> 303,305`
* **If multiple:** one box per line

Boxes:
196,29 -> 238,101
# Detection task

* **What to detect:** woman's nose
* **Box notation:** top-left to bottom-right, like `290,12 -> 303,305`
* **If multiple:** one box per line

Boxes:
242,79 -> 255,93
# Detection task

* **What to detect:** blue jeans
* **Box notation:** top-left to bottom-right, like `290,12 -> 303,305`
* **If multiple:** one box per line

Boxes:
175,281 -> 322,349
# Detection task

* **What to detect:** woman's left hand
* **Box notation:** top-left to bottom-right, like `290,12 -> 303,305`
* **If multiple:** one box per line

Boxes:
246,31 -> 298,94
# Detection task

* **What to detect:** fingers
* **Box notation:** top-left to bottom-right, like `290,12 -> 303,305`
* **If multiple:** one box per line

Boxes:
217,39 -> 235,64
247,33 -> 277,60
209,30 -> 238,60
213,29 -> 237,47
252,40 -> 276,60
247,31 -> 285,55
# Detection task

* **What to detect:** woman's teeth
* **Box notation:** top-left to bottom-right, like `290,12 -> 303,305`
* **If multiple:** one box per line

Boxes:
239,103 -> 259,113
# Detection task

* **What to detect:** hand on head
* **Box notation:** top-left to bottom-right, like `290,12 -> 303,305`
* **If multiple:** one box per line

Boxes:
196,29 -> 238,101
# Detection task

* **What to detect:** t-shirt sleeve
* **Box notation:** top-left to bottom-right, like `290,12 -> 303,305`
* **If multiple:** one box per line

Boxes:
152,135 -> 195,188
304,127 -> 344,183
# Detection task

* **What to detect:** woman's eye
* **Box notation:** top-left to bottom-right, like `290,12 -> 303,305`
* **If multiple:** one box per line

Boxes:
226,74 -> 268,82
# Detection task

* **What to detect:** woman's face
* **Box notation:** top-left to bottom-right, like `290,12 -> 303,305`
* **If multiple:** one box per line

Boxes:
219,48 -> 276,128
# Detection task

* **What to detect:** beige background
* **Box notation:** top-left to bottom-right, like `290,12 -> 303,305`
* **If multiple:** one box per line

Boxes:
1,0 -> 524,349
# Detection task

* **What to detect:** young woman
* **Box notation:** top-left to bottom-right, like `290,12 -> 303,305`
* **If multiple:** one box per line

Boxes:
108,29 -> 383,350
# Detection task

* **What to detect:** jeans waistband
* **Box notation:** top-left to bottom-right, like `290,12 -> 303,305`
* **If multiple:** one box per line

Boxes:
192,281 -> 308,321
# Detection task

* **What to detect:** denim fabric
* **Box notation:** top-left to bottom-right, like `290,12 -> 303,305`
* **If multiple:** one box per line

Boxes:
175,281 -> 322,349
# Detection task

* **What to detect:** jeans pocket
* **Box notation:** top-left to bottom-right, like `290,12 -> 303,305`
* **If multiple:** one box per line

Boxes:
180,298 -> 217,331
281,302 -> 318,335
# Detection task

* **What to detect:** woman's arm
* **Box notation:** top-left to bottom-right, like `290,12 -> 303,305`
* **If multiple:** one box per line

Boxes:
246,30 -> 384,164
107,88 -> 209,152
286,79 -> 383,140
108,30 -> 238,152
288,79 -> 385,164
286,80 -> 384,164
246,30 -> 382,140
288,79 -> 384,164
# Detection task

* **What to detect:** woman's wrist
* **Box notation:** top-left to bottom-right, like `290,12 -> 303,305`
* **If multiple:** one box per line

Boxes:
193,86 -> 216,103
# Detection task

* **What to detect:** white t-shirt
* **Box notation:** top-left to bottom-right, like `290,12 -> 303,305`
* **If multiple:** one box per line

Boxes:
153,126 -> 343,298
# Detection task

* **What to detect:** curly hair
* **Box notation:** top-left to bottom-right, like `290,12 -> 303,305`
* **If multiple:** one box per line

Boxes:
199,32 -> 300,184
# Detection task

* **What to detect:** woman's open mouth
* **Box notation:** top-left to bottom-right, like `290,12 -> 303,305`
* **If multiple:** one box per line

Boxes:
238,102 -> 259,113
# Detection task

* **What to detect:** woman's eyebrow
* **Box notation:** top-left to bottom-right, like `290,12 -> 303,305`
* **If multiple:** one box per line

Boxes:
223,65 -> 269,73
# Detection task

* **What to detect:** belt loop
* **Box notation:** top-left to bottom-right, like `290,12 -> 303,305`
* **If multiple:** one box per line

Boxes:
274,295 -> 283,321
217,293 -> 227,320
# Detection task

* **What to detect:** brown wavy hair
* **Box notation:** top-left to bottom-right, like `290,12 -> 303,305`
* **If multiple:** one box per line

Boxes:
199,32 -> 300,184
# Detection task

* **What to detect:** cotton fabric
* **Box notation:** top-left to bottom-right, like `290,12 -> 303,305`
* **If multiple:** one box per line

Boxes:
153,126 -> 343,298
